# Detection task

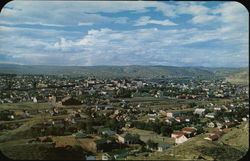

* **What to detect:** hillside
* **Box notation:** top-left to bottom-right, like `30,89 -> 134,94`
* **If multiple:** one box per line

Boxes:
127,122 -> 249,161
0,64 -> 247,79
225,70 -> 249,85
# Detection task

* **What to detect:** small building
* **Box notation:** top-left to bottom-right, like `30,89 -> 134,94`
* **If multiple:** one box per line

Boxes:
215,122 -> 223,129
214,107 -> 221,111
116,133 -> 126,144
166,112 -> 179,118
207,122 -> 215,128
171,131 -> 184,138
175,117 -> 186,123
72,132 -> 88,138
102,129 -> 117,136
194,108 -> 206,116
182,127 -> 197,137
205,113 -> 215,119
157,142 -> 171,152
225,122 -> 235,128
96,105 -> 114,110
102,153 -> 112,160
211,130 -> 224,136
204,135 -> 219,141
86,156 -> 96,160
175,134 -> 188,144
223,117 -> 230,122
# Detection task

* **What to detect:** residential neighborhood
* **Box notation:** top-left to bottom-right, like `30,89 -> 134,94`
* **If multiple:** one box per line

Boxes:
0,74 -> 249,160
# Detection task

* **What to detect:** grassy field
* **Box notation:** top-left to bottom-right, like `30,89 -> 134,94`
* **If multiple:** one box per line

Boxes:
126,128 -> 175,144
127,122 -> 249,161
51,135 -> 100,152
219,121 -> 249,152
0,102 -> 53,110
126,97 -> 232,112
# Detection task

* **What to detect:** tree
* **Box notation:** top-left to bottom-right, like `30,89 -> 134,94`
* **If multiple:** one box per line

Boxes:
147,139 -> 158,150
124,133 -> 141,144
160,126 -> 173,137
188,102 -> 197,108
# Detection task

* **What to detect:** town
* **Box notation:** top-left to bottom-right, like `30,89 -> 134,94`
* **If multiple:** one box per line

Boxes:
0,74 -> 249,160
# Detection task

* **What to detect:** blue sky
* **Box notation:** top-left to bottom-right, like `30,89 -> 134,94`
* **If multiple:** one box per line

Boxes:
0,1 -> 248,67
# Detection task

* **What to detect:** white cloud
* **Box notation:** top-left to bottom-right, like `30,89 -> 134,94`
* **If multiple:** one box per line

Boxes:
0,1 -> 248,67
134,16 -> 177,26
78,22 -> 94,26
191,15 -> 216,24
114,17 -> 129,24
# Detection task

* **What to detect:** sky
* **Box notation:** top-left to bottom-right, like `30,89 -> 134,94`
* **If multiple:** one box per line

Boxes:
0,1 -> 248,67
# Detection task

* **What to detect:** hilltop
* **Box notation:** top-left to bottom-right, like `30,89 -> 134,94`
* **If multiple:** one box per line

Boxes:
0,64 -> 247,79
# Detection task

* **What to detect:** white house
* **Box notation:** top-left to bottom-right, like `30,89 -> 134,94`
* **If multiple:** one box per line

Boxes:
194,108 -> 206,116
175,134 -> 188,144
102,153 -> 111,160
171,131 -> 184,138
205,113 -> 215,119
116,134 -> 126,144
207,122 -> 215,128
166,112 -> 179,118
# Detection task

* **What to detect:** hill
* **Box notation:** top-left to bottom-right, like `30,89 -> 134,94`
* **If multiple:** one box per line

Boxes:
225,70 -> 249,85
0,64 -> 247,79
127,122 -> 249,161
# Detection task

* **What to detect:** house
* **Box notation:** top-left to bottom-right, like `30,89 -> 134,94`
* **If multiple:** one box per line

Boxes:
165,119 -> 173,125
175,117 -> 186,123
205,113 -> 215,119
137,103 -> 144,108
215,122 -> 223,129
204,135 -> 219,141
207,122 -> 215,128
148,117 -> 156,122
194,108 -> 206,116
116,134 -> 126,144
8,115 -> 15,120
86,156 -> 96,160
114,153 -> 128,160
155,90 -> 164,98
102,129 -> 117,136
242,117 -> 247,121
182,127 -> 197,137
125,122 -> 132,128
166,112 -> 179,118
223,117 -> 230,122
102,153 -> 112,160
96,105 -> 114,110
26,109 -> 39,115
17,113 -> 29,119
74,132 -> 88,138
50,118 -> 65,125
97,128 -> 117,136
157,142 -> 171,152
109,114 -> 117,119
181,105 -> 188,109
225,122 -> 235,128
171,131 -> 184,138
214,107 -> 221,111
211,130 -> 224,136
175,134 -> 188,144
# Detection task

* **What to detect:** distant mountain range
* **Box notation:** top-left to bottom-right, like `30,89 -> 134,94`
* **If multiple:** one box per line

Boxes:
0,64 -> 248,81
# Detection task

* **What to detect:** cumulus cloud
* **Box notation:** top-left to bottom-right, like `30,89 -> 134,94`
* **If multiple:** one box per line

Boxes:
134,16 -> 177,26
0,1 -> 248,67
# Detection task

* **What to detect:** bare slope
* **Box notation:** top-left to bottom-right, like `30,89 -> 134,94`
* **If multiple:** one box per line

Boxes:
225,70 -> 249,85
